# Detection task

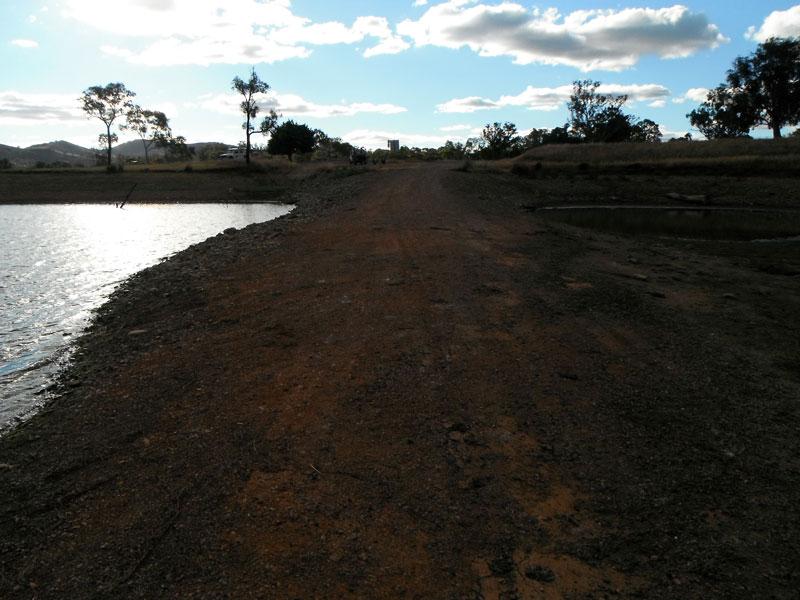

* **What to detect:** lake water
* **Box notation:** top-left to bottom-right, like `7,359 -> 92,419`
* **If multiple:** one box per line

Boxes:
0,203 -> 293,430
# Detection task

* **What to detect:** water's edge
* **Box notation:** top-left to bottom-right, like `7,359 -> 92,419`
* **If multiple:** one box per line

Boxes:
0,202 -> 298,434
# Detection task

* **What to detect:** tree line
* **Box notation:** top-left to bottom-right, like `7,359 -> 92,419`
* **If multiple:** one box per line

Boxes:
78,69 -> 320,167
80,83 -> 190,168
452,36 -> 799,158
79,36 -> 798,168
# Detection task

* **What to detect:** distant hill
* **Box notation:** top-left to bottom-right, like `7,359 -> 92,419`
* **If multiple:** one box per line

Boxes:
0,144 -> 29,164
0,140 -> 95,167
0,140 -> 229,167
112,140 -> 161,159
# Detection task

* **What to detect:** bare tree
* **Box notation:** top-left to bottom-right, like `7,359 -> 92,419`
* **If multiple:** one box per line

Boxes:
232,69 -> 271,165
80,83 -> 136,167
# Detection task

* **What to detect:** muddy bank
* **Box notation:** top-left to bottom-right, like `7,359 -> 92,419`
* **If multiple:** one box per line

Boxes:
1,163 -> 798,598
0,167 -> 301,204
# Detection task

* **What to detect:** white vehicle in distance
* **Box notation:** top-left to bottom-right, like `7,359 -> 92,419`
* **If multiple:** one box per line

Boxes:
218,147 -> 246,160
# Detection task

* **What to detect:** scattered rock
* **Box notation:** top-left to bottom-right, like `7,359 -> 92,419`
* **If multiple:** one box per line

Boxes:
489,556 -> 516,576
525,565 -> 556,583
469,476 -> 492,489
666,192 -> 707,202
447,422 -> 469,433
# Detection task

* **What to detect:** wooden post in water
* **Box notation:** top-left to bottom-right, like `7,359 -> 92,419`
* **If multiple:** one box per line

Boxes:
118,183 -> 137,209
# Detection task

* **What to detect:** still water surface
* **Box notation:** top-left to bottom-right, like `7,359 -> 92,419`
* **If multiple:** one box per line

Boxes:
0,203 -> 292,429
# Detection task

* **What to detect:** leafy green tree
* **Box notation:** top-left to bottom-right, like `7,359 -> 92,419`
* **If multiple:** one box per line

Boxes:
568,80 -> 633,142
481,122 -> 519,158
687,86 -> 755,139
729,37 -> 800,138
232,69 -> 271,164
80,83 -> 136,166
259,109 -> 280,139
267,120 -> 316,161
542,125 -> 574,145
122,105 -> 173,163
163,136 -> 194,162
439,140 -> 466,160
688,38 -> 800,139
197,143 -> 229,161
522,129 -> 548,149
567,81 -> 665,143
464,137 -> 485,158
312,130 -> 354,159
630,119 -> 663,143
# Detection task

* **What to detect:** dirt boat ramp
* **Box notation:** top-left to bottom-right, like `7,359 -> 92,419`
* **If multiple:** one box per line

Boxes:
1,163 -> 798,598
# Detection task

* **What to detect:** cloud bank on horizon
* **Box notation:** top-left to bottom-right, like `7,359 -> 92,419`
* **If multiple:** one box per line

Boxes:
2,1 -> 800,148
438,84 -> 673,113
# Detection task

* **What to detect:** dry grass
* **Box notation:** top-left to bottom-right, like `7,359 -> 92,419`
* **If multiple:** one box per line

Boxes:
518,137 -> 800,163
0,156 -> 298,175
509,137 -> 800,177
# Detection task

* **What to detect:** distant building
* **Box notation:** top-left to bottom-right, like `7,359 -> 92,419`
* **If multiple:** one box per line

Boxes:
387,140 -> 400,152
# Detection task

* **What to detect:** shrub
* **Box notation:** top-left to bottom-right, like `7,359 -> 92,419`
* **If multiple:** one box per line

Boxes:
455,159 -> 473,172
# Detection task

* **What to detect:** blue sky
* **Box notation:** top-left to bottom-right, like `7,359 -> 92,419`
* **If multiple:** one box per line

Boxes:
1,1 -> 799,149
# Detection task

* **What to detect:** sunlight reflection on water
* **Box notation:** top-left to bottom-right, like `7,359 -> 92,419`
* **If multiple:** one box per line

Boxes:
0,202 -> 292,429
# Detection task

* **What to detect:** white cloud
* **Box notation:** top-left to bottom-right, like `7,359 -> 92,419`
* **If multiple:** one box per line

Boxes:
746,5 -> 800,41
0,90 -> 179,144
65,0 -> 407,65
413,0 -> 428,6
440,124 -> 474,132
437,83 -> 671,113
397,2 -> 727,71
100,38 -> 310,66
10,39 -> 39,48
672,87 -> 710,104
198,91 -> 407,119
364,34 -> 411,57
0,91 -> 84,125
437,96 -> 502,113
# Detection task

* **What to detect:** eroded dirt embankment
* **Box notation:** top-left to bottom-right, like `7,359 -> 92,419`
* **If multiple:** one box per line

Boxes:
1,163 -> 798,599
